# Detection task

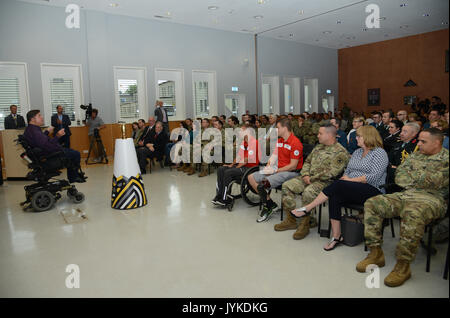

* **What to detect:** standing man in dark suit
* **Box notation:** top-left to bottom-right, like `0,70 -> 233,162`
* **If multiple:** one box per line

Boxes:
51,105 -> 72,148
154,100 -> 169,136
4,105 -> 26,129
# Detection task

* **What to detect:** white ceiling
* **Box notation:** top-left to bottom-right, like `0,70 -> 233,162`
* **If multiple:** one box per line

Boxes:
16,0 -> 449,48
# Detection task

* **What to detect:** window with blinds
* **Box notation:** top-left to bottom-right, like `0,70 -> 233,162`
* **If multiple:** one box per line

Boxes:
194,81 -> 209,116
0,78 -> 21,130
158,80 -> 176,117
118,79 -> 139,119
50,78 -> 75,121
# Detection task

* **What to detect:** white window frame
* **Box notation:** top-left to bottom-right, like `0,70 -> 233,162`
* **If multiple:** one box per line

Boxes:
113,66 -> 148,123
0,61 -> 31,128
154,68 -> 186,121
192,70 -> 218,117
40,63 -> 84,126
224,93 -> 246,118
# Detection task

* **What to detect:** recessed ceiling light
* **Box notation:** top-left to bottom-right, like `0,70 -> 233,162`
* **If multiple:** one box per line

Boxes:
423,13 -> 430,17
208,6 -> 219,10
166,11 -> 171,16
109,3 -> 119,7
377,17 -> 386,21
154,15 -> 171,19
254,15 -> 264,19
323,31 -> 332,34
298,10 -> 304,15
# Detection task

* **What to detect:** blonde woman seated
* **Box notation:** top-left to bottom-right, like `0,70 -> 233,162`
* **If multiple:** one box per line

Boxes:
291,126 -> 389,251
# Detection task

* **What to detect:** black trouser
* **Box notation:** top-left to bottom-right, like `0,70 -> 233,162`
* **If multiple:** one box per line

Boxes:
216,166 -> 248,201
59,135 -> 70,148
62,148 -> 81,182
322,180 -> 381,221
137,147 -> 163,172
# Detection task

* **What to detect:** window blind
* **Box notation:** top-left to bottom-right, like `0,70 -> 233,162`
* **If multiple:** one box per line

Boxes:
0,78 -> 21,129
50,78 -> 75,121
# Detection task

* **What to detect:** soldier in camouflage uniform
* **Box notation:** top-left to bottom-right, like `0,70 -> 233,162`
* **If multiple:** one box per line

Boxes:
275,124 -> 350,239
303,121 -> 320,145
186,118 -> 213,177
357,128 -> 449,287
293,115 -> 308,143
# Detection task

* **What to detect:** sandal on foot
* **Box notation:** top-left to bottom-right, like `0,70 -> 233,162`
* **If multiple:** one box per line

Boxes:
290,207 -> 311,219
323,235 -> 344,251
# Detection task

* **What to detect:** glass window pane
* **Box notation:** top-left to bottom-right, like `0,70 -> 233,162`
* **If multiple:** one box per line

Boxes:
194,81 -> 209,117
0,78 -> 21,129
50,78 -> 75,121
284,84 -> 293,113
262,83 -> 271,114
158,80 -> 176,117
118,79 -> 139,120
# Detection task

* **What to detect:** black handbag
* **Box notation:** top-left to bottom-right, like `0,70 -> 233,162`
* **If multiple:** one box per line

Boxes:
341,214 -> 365,247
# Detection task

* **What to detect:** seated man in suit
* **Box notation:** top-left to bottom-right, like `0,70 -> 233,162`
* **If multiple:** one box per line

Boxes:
51,105 -> 72,148
23,110 -> 85,183
4,104 -> 26,129
136,116 -> 156,149
136,121 -> 168,174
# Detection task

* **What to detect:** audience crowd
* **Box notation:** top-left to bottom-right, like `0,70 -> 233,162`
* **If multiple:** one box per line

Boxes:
130,96 -> 449,288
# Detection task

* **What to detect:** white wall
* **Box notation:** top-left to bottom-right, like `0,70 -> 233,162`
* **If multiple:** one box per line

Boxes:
0,0 -> 338,123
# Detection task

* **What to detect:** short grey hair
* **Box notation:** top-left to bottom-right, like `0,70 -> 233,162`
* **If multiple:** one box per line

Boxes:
404,122 -> 420,133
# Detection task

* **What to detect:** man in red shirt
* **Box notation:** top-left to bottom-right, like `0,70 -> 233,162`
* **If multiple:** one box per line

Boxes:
212,122 -> 259,206
248,118 -> 303,222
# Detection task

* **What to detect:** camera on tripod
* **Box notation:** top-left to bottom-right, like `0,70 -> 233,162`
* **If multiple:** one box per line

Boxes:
94,128 -> 100,138
80,103 -> 93,120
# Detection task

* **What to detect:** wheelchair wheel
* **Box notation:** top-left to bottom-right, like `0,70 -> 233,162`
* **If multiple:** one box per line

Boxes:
240,166 -> 261,207
31,191 -> 55,212
227,198 -> 235,212
71,192 -> 85,204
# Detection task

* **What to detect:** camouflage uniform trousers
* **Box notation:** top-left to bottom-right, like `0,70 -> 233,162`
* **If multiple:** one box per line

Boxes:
282,177 -> 329,220
364,190 -> 447,262
189,144 -> 214,170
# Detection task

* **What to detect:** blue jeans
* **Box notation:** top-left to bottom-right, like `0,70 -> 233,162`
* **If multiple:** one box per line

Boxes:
165,142 -> 176,164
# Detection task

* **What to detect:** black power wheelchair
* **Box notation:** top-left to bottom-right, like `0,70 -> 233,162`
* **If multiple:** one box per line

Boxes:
16,135 -> 87,212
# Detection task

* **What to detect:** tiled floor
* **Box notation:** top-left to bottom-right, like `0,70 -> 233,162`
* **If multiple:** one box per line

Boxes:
0,164 -> 448,298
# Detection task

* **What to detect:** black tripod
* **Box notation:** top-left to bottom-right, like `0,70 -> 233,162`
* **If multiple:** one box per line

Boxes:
86,130 -> 108,164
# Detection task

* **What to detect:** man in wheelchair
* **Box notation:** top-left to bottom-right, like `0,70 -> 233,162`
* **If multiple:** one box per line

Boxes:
212,121 -> 259,206
247,118 -> 304,222
19,110 -> 87,212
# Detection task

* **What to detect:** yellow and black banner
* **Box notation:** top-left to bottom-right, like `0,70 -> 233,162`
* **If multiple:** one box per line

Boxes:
111,174 -> 147,209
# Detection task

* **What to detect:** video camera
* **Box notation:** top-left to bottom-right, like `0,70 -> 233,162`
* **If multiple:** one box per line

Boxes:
80,103 -> 93,120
